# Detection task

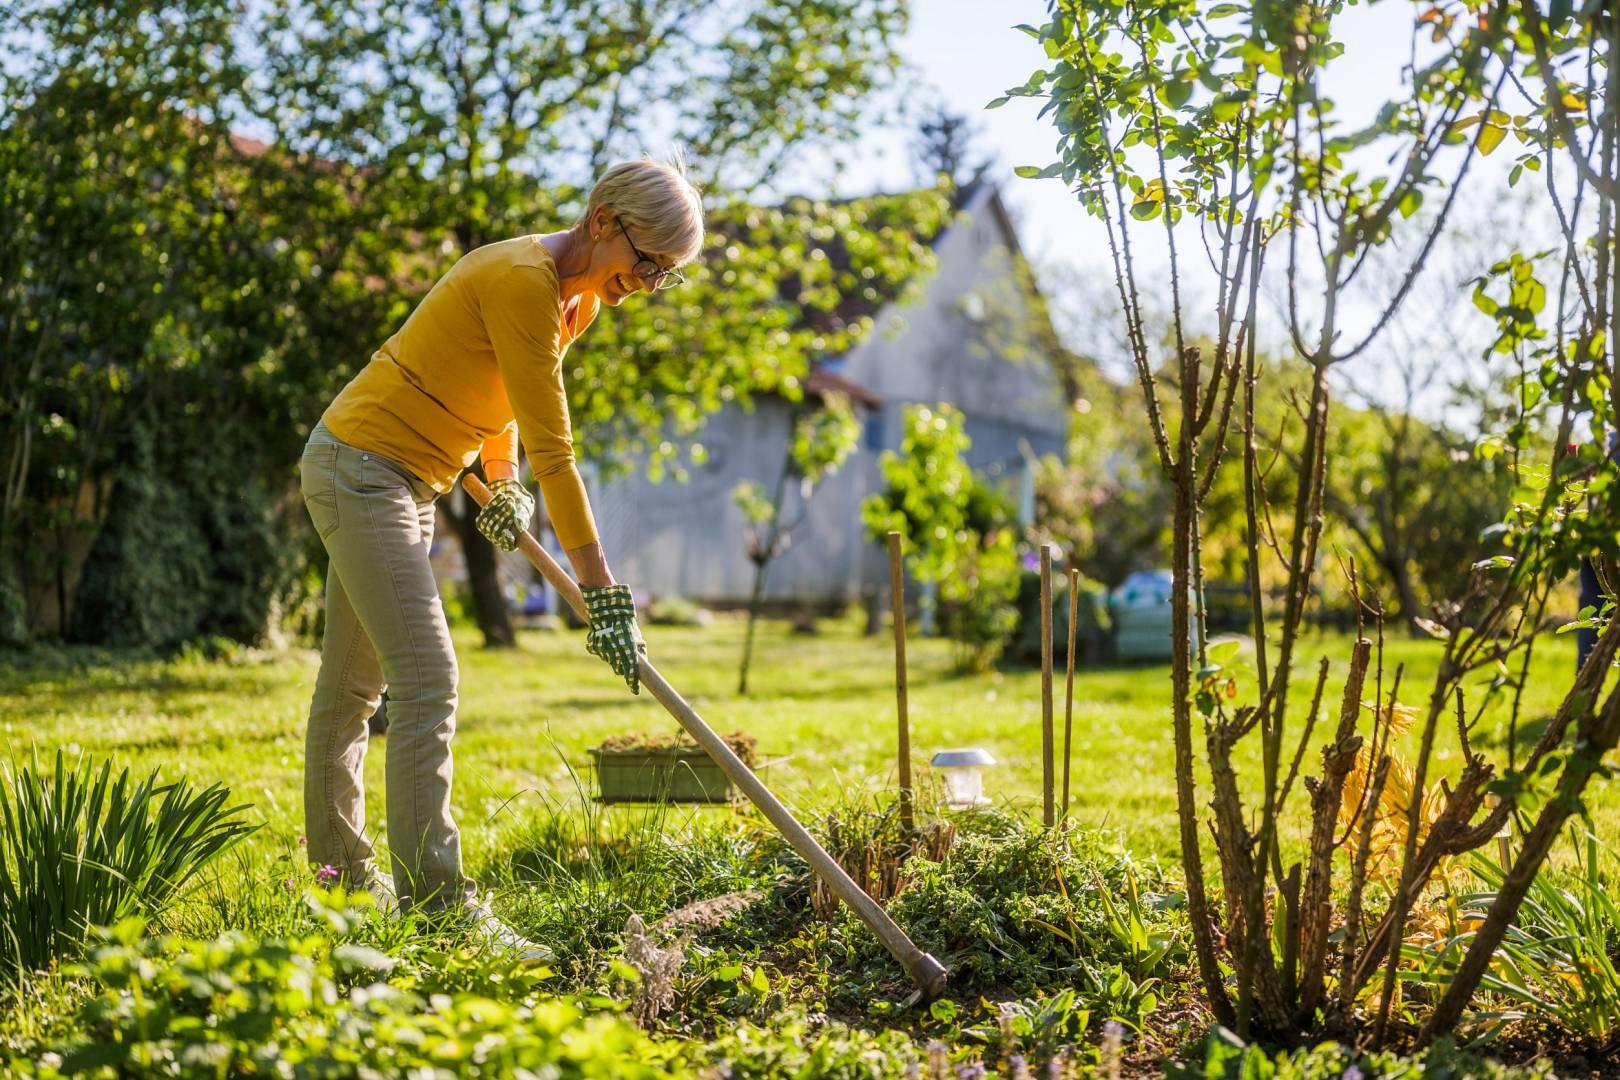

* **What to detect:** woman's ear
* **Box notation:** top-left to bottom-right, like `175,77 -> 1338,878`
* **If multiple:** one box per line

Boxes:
590,206 -> 612,241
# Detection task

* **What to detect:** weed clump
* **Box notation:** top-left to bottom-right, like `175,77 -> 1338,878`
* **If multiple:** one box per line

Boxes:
595,729 -> 757,767
855,810 -> 1188,1003
490,807 -> 787,983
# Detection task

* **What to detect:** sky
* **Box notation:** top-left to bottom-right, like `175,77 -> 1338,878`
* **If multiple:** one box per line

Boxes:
830,0 -> 1557,425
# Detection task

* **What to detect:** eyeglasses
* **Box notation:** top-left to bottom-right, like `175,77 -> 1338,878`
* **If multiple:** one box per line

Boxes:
619,222 -> 685,290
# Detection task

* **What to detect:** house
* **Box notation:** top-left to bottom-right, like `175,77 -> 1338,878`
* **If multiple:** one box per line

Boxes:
570,182 -> 1071,608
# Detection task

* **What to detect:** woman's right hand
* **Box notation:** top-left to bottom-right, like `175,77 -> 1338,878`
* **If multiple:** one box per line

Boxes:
581,584 -> 647,694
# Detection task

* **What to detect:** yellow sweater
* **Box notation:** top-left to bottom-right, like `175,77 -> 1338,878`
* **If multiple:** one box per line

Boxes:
322,236 -> 601,549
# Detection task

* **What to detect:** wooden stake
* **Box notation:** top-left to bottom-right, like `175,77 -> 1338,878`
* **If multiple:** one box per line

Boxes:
888,531 -> 914,834
1062,566 -> 1079,819
1040,544 -> 1055,828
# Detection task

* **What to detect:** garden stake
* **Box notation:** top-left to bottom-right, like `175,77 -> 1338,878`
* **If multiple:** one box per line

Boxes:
1062,565 -> 1078,819
887,532 -> 914,835
1039,544 -> 1054,828
463,475 -> 948,1001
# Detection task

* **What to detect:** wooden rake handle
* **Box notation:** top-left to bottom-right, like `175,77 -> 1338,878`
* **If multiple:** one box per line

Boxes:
462,475 -> 948,1000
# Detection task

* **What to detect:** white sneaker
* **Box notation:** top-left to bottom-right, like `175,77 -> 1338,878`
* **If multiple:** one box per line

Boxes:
464,900 -> 554,963
366,873 -> 399,916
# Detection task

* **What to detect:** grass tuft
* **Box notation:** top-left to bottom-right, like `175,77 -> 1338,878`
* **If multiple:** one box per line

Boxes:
0,749 -> 258,982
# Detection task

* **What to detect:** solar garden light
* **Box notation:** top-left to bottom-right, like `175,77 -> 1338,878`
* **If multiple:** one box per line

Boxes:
930,748 -> 995,809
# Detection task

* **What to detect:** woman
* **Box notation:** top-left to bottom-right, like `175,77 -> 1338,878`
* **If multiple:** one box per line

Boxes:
298,158 -> 704,953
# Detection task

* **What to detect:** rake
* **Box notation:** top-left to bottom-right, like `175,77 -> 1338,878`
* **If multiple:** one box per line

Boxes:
463,475 -> 948,1001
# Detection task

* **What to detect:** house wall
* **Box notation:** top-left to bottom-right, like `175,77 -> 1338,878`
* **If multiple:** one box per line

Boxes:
588,398 -> 874,605
838,187 -> 1069,593
840,186 -> 1069,467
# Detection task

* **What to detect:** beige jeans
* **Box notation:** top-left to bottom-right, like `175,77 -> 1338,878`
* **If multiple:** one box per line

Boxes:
300,422 -> 474,912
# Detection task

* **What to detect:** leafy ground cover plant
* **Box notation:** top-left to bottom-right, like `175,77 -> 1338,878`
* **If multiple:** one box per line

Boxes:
0,749 -> 257,982
11,892 -> 678,1079
695,1007 -> 925,1079
479,791 -> 1197,1056
1168,1028 -> 1558,1080
0,787 -> 1595,1077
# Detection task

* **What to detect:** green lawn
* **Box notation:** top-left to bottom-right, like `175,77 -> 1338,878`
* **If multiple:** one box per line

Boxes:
2,612 -> 1609,872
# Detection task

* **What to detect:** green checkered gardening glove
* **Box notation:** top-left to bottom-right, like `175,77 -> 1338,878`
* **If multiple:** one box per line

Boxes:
475,478 -> 535,551
582,584 -> 647,695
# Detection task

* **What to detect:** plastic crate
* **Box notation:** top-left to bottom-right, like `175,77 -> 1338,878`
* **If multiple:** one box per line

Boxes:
590,746 -> 735,804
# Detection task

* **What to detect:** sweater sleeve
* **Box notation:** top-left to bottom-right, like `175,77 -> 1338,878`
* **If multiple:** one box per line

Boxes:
480,264 -> 599,549
479,425 -> 519,470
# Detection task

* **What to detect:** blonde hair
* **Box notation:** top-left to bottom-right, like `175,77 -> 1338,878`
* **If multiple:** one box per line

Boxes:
581,153 -> 705,265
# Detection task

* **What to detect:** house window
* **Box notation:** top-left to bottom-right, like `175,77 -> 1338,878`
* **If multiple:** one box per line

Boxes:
863,412 -> 884,452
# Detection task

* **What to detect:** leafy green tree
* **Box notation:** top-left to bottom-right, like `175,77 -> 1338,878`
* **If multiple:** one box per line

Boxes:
1320,399 -> 1514,626
913,100 -> 994,193
1,0 -> 947,649
937,483 -> 1021,673
0,0 -> 346,646
862,405 -> 974,584
733,393 -> 860,694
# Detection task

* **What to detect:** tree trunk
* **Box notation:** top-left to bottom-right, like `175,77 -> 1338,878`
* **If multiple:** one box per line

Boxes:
441,492 -> 516,648
738,556 -> 771,695
1390,560 -> 1422,633
738,437 -> 796,695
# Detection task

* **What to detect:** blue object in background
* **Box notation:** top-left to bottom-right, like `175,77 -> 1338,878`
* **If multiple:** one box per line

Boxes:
1109,569 -> 1200,662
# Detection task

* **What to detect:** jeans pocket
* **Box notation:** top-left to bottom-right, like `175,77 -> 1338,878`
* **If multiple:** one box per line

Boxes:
301,445 -> 341,539
306,490 -> 340,539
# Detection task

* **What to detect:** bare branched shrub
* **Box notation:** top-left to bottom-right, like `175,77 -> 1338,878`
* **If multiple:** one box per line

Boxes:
1010,0 -> 1620,1043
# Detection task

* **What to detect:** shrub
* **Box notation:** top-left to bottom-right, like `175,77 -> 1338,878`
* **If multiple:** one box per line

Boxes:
862,404 -> 1027,671
0,750 -> 257,982
937,529 -> 1021,673
0,575 -> 25,647
646,595 -> 712,627
69,418 -> 310,650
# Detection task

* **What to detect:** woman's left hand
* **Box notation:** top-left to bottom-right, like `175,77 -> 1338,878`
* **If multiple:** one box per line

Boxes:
581,584 -> 647,694
476,478 -> 536,550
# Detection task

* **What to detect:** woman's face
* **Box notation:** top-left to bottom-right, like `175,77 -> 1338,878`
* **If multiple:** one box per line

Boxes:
587,207 -> 674,307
